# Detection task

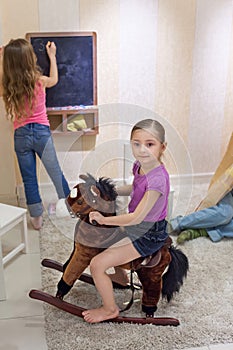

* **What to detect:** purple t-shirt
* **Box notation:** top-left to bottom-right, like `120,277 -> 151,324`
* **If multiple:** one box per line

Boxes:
128,161 -> 170,222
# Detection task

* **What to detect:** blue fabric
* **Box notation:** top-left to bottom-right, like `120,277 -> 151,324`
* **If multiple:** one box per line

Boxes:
126,219 -> 168,257
170,191 -> 233,242
14,123 -> 70,217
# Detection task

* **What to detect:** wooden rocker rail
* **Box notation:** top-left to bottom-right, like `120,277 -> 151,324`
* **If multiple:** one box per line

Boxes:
42,258 -> 95,285
41,258 -> 141,290
29,289 -> 180,326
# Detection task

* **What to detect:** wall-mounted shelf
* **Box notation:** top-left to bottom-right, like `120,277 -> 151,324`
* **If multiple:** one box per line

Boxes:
47,107 -> 99,135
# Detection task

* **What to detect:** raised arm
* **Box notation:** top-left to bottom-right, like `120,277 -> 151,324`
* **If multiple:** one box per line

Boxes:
41,41 -> 58,88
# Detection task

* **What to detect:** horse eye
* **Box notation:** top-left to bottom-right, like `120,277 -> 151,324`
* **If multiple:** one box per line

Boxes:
77,199 -> 83,205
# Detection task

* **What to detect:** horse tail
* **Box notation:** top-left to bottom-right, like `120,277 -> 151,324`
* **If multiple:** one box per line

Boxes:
162,245 -> 189,302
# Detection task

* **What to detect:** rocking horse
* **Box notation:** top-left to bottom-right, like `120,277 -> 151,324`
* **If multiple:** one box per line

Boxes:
29,174 -> 189,326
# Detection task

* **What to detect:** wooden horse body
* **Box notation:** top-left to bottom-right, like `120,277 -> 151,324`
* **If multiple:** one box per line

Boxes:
30,174 -> 188,325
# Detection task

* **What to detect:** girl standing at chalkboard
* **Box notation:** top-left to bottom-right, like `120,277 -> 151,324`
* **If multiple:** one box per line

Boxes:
0,38 -> 70,230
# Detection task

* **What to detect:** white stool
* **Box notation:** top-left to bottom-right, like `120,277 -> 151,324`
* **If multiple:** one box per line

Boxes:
0,203 -> 28,300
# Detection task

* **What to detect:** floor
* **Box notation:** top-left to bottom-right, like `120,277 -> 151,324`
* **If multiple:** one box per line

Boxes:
0,215 -> 233,350
0,218 -> 47,350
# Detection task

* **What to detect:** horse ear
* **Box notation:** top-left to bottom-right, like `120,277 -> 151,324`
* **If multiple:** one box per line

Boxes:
70,188 -> 78,198
79,174 -> 88,181
90,185 -> 100,197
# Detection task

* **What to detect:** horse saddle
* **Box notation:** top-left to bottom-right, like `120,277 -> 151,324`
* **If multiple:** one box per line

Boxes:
131,250 -> 161,270
131,236 -> 172,270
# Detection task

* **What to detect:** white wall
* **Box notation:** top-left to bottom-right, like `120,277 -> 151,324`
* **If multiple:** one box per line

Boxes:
188,0 -> 233,173
119,0 -> 158,111
38,0 -> 80,31
0,0 -> 233,207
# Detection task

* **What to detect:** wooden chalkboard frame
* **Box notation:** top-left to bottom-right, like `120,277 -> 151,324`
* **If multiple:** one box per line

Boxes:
26,31 -> 97,108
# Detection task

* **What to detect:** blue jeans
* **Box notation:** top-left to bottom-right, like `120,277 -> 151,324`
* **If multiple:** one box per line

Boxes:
170,191 -> 233,242
14,123 -> 70,217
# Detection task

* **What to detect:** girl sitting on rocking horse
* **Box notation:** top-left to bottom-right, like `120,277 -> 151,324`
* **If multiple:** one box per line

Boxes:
83,118 -> 170,323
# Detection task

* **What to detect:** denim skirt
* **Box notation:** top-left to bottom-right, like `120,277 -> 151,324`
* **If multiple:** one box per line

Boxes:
125,219 -> 168,257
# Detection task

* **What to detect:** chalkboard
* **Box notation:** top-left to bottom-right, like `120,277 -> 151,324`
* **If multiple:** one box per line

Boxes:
26,32 -> 97,108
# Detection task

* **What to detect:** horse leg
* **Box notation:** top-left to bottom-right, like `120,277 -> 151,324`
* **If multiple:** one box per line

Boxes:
136,246 -> 171,317
56,242 -> 102,299
62,243 -> 75,272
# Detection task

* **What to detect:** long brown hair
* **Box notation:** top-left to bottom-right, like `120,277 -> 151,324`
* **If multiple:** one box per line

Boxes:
2,38 -> 42,120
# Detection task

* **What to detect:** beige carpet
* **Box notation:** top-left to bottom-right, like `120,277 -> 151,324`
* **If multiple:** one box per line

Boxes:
39,216 -> 233,350
39,183 -> 233,350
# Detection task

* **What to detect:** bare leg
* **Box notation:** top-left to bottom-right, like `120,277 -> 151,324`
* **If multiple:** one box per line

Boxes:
82,238 -> 140,323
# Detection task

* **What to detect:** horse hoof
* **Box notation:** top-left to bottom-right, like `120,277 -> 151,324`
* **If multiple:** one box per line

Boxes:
56,292 -> 64,300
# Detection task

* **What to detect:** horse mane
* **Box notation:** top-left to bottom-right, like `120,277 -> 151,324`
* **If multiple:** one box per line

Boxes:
84,173 -> 118,201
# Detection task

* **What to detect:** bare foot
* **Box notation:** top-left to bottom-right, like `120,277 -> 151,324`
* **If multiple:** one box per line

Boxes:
30,216 -> 43,230
82,306 -> 119,323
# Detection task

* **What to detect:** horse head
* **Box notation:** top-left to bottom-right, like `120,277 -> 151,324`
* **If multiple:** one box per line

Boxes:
65,173 -> 122,249
66,173 -> 118,225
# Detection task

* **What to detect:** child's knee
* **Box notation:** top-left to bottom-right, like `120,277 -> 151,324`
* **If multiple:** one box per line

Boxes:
90,254 -> 110,276
218,203 -> 233,223
218,193 -> 233,221
89,255 -> 102,274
